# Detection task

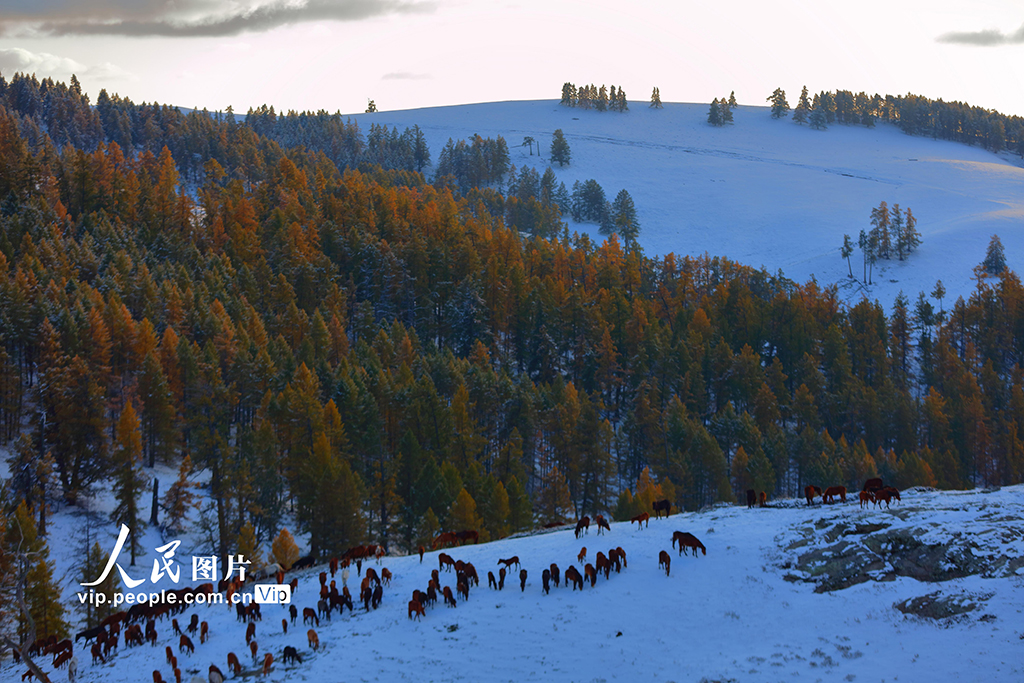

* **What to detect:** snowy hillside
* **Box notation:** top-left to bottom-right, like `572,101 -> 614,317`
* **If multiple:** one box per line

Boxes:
9,486 -> 1023,682
349,100 -> 1024,311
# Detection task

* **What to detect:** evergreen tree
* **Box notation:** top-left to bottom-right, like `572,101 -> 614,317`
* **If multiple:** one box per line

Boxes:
610,188 -> 640,245
720,96 -> 734,124
535,462 -> 573,523
793,85 -> 811,124
650,86 -> 663,109
560,82 -> 576,107
982,234 -> 1007,275
615,86 -> 628,112
841,234 -> 854,277
412,125 -> 431,172
808,93 -> 827,130
767,88 -> 789,119
728,91 -> 738,109
365,99 -> 377,113
890,203 -> 906,260
110,402 -> 145,565
869,200 -> 891,259
903,207 -> 921,255
708,98 -> 723,126
504,475 -> 533,533
550,129 -> 571,167
163,454 -> 198,534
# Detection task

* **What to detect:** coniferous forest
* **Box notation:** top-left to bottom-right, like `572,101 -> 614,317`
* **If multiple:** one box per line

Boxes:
1,71 -> 1024,605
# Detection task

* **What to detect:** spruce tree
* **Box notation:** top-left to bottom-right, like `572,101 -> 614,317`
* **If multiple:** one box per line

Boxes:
793,85 -> 811,124
504,475 -> 532,532
890,203 -> 906,260
611,188 -> 640,246
721,96 -> 734,124
616,86 -> 628,112
448,487 -> 484,533
728,91 -> 738,109
110,402 -> 146,565
982,234 -> 1007,275
708,98 -> 723,126
767,88 -> 789,119
870,200 -> 891,260
903,207 -> 921,255
650,86 -> 663,109
809,93 -> 827,129
412,125 -> 430,172
550,129 -> 571,167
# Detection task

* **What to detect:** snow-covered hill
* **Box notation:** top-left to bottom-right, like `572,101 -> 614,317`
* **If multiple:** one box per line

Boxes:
8,486 -> 1023,682
351,100 -> 1024,312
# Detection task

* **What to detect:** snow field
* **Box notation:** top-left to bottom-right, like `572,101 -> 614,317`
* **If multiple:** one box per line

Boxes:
16,485 -> 1021,682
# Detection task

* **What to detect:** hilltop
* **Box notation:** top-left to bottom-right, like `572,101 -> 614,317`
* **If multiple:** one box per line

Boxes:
352,99 -> 1024,310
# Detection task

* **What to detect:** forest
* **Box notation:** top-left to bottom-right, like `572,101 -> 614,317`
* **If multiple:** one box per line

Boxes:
1,73 -> 1024,637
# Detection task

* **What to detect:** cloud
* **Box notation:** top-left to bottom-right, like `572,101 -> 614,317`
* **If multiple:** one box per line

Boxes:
0,0 -> 437,38
937,23 -> 1024,46
382,71 -> 430,80
0,47 -> 133,82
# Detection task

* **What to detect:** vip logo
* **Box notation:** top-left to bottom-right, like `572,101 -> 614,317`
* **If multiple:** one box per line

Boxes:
254,584 -> 291,604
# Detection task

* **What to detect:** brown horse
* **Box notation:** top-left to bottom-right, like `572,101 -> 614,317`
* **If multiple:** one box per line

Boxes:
488,571 -> 497,589
652,499 -> 672,519
631,512 -> 650,529
859,490 -> 874,508
565,565 -> 584,590
438,553 -> 456,572
249,640 -> 258,664
594,514 -> 611,534
823,485 -> 847,504
418,546 -> 425,562
584,563 -> 597,587
549,563 -> 560,587
381,568 -> 392,586
746,489 -> 756,509
497,556 -> 520,570
671,531 -> 707,557
804,485 -> 822,506
178,635 -> 193,656
302,607 -> 319,627
759,491 -> 767,507
442,586 -> 457,607
307,629 -> 319,651
246,621 -> 256,644
227,653 -> 242,676
408,599 -> 425,620
519,569 -> 528,592
261,653 -> 273,676
595,551 -> 611,579
577,547 -> 587,565
658,550 -> 671,576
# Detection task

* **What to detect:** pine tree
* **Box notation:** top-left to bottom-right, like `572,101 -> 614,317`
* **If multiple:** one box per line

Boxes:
550,129 -> 571,167
982,234 -> 1006,275
365,99 -> 377,113
535,462 -> 573,523
270,528 -> 300,570
560,82 -> 576,107
504,475 -> 533,533
767,88 -> 789,119
650,86 -> 663,109
615,86 -> 628,112
841,234 -> 854,277
870,200 -> 890,259
111,402 -> 146,565
708,98 -> 723,126
808,93 -> 827,130
903,207 -> 921,255
728,91 -> 738,109
793,85 -> 811,124
412,125 -> 431,172
890,203 -> 906,260
720,96 -> 734,124
611,188 -> 640,246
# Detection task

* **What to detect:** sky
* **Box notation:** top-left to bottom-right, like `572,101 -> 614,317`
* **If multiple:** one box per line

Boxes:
0,0 -> 1023,116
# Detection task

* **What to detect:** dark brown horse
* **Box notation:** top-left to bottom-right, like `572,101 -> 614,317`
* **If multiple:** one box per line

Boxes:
671,531 -> 707,557
746,489 -> 756,508
658,550 -> 671,576
804,485 -> 821,505
652,499 -> 672,519
822,485 -> 847,504
575,516 -> 591,538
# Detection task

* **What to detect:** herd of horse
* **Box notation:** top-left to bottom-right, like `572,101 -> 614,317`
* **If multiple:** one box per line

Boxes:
13,483 -> 902,681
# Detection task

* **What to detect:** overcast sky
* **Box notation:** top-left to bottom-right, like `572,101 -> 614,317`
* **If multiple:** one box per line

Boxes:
1,0 -> 1023,116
